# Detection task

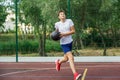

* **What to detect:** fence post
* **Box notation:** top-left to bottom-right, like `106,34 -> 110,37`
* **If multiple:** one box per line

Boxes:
15,0 -> 18,62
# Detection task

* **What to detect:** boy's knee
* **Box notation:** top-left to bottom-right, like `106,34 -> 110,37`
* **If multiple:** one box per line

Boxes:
68,57 -> 74,61
64,57 -> 68,62
66,52 -> 74,61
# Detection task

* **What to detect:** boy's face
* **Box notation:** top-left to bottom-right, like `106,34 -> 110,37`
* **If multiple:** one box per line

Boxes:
58,12 -> 66,20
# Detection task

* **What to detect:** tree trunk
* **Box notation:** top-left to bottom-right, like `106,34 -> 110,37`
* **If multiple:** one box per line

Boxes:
111,26 -> 117,48
38,23 -> 47,56
79,36 -> 84,49
42,21 -> 47,56
74,24 -> 84,49
97,26 -> 107,56
79,1 -> 87,49
39,32 -> 43,56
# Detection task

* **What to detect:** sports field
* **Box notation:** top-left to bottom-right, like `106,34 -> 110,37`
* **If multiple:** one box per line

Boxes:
0,57 -> 120,80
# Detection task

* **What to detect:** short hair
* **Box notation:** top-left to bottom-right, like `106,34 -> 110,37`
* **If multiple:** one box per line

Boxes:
58,10 -> 65,16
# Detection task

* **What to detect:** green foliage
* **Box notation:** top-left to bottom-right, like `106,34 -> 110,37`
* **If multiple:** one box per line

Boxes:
0,40 -> 16,55
1,0 -> 120,56
45,40 -> 62,52
19,40 -> 38,54
0,34 -> 15,41
0,34 -> 62,55
0,5 -> 7,31
20,0 -> 43,27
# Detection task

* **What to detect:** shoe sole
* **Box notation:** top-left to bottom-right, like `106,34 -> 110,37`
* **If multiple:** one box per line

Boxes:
76,74 -> 82,80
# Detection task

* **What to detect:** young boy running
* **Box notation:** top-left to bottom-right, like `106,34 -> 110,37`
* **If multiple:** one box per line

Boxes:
55,10 -> 82,80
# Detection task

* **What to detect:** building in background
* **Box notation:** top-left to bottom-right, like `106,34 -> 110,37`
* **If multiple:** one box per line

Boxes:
3,10 -> 34,34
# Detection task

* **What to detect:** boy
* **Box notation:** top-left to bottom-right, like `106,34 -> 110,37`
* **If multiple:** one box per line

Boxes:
55,10 -> 82,80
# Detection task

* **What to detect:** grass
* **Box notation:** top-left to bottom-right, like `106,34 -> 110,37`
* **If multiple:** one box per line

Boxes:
1,47 -> 120,56
47,47 -> 120,56
78,47 -> 120,56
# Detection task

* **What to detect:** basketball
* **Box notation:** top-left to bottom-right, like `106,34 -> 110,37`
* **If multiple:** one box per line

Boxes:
51,31 -> 61,41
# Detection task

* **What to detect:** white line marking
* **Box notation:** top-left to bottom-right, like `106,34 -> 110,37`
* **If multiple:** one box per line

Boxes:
0,67 -> 84,77
0,68 -> 57,77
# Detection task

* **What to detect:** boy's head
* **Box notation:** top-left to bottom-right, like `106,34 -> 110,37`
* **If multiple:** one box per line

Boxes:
58,10 -> 66,20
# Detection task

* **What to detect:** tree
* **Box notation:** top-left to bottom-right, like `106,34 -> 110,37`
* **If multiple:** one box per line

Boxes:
110,0 -> 120,47
71,0 -> 87,49
20,0 -> 61,56
0,0 -> 7,32
20,0 -> 46,56
19,0 -> 120,56
70,0 -> 120,55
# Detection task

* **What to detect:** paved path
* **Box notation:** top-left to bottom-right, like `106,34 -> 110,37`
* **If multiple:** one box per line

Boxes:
0,56 -> 120,62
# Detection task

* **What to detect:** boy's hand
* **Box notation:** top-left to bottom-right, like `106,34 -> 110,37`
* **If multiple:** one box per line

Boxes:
60,33 -> 66,37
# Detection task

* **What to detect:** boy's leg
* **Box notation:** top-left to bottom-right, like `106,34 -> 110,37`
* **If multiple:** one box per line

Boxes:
59,54 -> 68,64
56,55 -> 68,71
66,51 -> 82,80
66,51 -> 76,73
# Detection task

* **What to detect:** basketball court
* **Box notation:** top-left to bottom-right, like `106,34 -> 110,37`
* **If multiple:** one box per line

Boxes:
0,57 -> 120,80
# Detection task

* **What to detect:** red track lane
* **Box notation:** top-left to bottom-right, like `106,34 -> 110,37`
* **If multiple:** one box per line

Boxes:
0,62 -> 120,80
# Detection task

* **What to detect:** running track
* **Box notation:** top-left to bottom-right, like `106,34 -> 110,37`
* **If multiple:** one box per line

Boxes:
0,62 -> 120,80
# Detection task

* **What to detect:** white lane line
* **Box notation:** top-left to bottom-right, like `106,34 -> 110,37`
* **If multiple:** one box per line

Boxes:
0,68 -> 55,77
0,67 -> 84,77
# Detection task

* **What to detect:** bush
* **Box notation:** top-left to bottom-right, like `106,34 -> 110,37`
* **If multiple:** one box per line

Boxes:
0,41 -> 16,55
45,40 -> 62,52
19,40 -> 39,54
0,33 -> 15,42
0,34 -> 62,55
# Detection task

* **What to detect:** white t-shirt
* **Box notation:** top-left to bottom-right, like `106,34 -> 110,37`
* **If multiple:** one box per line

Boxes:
55,19 -> 74,45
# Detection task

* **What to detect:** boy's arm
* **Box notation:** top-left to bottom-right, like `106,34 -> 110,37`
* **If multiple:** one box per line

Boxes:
60,26 -> 75,37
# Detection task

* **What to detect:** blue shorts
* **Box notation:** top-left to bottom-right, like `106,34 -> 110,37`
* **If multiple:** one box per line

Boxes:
61,42 -> 73,54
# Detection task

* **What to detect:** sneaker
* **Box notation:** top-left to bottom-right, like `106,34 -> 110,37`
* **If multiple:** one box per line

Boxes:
55,59 -> 61,71
74,73 -> 82,80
